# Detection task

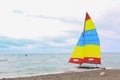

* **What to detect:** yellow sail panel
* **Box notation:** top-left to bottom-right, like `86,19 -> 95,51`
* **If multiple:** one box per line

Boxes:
85,19 -> 95,30
83,45 -> 100,58
70,46 -> 84,58
70,45 -> 100,58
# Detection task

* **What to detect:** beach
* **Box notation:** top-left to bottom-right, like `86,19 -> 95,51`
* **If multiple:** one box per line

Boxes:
1,69 -> 120,80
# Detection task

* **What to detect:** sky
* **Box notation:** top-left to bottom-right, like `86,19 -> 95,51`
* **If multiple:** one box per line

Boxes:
0,0 -> 120,54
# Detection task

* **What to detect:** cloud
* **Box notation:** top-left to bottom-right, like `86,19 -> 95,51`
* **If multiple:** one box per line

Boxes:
26,14 -> 81,25
13,10 -> 23,14
0,36 -> 37,48
99,30 -> 120,39
0,11 -> 82,40
0,35 -> 75,53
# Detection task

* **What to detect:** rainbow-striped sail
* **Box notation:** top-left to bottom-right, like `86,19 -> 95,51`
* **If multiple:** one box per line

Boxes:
69,12 -> 101,65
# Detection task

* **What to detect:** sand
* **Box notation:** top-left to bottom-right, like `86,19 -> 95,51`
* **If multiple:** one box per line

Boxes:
1,69 -> 120,80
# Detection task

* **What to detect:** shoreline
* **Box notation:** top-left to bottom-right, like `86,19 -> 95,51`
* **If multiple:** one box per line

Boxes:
0,67 -> 98,79
1,69 -> 120,80
0,68 -> 85,79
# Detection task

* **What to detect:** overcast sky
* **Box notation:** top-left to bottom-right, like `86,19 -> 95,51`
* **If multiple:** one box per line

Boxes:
0,0 -> 120,54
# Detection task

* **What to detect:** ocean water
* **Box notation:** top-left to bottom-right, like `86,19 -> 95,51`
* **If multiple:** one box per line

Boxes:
0,53 -> 120,78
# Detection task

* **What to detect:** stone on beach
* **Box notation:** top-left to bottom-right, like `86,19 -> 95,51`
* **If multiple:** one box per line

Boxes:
99,71 -> 106,76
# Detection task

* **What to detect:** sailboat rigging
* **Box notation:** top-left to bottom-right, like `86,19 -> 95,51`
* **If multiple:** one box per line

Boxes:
69,12 -> 101,67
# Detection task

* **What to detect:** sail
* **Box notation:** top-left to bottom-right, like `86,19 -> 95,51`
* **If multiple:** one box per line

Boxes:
69,12 -> 101,64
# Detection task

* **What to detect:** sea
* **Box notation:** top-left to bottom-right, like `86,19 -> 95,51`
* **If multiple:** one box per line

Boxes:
0,53 -> 120,78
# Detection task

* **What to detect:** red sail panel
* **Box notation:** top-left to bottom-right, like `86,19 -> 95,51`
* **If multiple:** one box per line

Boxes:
83,57 -> 101,64
85,12 -> 91,20
69,58 -> 83,64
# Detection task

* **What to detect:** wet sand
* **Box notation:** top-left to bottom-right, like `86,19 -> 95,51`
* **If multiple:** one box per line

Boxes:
1,69 -> 120,80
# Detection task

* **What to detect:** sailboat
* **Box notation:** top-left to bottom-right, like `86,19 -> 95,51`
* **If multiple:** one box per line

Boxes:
69,12 -> 101,68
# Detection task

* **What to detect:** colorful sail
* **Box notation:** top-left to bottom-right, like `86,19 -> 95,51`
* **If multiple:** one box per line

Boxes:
69,12 -> 101,64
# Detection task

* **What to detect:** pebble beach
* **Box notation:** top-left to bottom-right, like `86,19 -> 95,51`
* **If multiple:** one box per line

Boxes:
1,69 -> 120,80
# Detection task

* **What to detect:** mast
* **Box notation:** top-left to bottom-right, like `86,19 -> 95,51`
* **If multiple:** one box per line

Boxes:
83,12 -> 86,34
83,12 -> 91,36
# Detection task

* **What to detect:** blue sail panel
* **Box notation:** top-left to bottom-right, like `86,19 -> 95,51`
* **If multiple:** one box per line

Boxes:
77,29 -> 100,46
77,33 -> 85,46
84,29 -> 97,36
